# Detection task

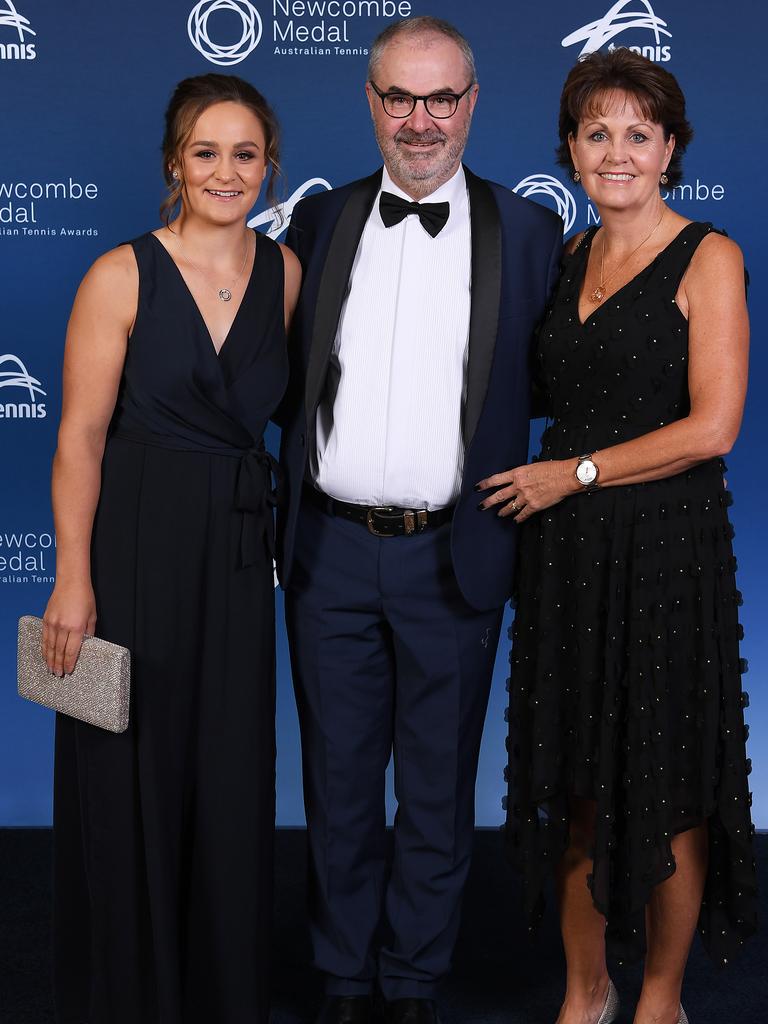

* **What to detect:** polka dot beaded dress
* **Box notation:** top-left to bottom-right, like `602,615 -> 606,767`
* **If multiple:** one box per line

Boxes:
504,221 -> 757,964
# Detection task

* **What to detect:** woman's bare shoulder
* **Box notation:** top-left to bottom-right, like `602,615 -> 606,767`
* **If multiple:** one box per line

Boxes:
79,243 -> 138,292
70,243 -> 138,331
684,230 -> 744,294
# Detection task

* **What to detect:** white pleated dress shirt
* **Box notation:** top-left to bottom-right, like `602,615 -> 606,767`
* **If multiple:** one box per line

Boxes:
312,164 -> 472,510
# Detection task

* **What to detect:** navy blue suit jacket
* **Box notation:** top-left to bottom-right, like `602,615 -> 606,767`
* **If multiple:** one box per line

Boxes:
279,166 -> 563,611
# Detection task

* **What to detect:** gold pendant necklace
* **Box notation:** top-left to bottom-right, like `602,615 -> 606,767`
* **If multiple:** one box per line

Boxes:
176,232 -> 251,302
589,207 -> 667,305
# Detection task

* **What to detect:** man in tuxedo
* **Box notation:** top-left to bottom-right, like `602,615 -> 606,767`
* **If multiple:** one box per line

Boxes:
280,16 -> 562,1024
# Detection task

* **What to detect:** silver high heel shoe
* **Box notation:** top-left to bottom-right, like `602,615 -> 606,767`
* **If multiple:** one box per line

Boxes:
678,1008 -> 689,1024
597,979 -> 620,1024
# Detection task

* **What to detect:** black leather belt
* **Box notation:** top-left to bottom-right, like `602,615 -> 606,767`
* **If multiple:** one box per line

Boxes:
304,484 -> 454,538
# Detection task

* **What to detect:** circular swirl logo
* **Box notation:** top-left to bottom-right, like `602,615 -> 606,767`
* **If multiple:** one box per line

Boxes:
513,174 -> 577,234
187,0 -> 262,67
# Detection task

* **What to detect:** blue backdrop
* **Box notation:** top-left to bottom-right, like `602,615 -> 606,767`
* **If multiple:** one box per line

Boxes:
1,0 -> 765,828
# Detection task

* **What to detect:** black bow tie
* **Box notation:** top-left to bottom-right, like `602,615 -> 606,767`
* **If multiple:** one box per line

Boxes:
379,191 -> 450,237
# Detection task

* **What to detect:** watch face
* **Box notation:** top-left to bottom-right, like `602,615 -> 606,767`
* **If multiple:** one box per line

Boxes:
577,459 -> 598,485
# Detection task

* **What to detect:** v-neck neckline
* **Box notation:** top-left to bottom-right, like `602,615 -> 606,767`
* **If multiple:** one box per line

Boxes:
575,221 -> 697,329
151,230 -> 258,359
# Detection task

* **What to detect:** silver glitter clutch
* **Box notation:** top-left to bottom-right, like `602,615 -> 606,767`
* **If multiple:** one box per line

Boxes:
17,615 -> 130,733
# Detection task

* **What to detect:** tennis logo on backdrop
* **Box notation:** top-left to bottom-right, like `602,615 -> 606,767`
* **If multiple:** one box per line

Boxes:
0,0 -> 36,60
513,175 -> 577,234
249,176 -> 332,238
0,354 -> 46,420
188,0 -> 263,66
562,1 -> 671,62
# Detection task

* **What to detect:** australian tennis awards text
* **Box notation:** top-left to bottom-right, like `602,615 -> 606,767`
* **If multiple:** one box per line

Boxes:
273,0 -> 411,46
0,178 -> 98,229
0,530 -> 55,583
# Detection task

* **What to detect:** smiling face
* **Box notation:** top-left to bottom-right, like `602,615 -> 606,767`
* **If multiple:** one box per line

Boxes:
569,89 -> 675,215
366,33 -> 478,199
175,100 -> 267,226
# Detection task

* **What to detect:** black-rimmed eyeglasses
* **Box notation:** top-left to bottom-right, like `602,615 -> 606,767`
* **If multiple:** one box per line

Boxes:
369,80 -> 475,119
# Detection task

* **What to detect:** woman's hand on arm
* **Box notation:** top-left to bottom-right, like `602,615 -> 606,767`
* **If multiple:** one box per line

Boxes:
42,246 -> 137,676
476,460 -> 579,521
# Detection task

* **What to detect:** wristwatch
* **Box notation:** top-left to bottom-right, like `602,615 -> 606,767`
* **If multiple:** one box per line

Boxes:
575,453 -> 600,491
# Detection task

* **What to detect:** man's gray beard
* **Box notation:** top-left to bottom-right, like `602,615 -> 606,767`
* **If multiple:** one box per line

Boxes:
376,121 -> 470,196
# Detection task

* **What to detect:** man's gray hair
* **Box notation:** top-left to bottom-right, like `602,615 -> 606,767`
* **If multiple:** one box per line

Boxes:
367,16 -> 477,84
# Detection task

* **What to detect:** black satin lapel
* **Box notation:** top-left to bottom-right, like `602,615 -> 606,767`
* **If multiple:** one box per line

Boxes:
463,167 -> 502,449
305,171 -> 382,421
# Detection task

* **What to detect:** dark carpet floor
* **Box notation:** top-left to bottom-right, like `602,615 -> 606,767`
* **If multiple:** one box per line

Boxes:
1,829 -> 765,1023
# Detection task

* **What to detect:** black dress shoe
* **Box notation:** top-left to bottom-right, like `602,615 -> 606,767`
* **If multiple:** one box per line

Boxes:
317,995 -> 374,1024
384,998 -> 440,1024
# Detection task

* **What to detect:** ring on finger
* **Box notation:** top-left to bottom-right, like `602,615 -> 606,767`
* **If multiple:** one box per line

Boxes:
510,502 -> 520,514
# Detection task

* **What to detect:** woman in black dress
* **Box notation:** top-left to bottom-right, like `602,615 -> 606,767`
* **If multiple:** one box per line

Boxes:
42,74 -> 301,1024
477,51 -> 756,1024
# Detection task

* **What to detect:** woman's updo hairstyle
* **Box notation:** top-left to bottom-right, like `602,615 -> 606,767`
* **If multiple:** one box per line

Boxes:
161,73 -> 282,225
557,48 -> 693,189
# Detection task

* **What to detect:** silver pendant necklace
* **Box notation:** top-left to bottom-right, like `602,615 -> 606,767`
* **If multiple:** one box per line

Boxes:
175,232 -> 251,302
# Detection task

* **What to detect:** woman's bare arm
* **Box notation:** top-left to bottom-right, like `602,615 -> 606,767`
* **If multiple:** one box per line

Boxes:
279,241 -> 302,330
477,233 -> 749,519
43,245 -> 137,674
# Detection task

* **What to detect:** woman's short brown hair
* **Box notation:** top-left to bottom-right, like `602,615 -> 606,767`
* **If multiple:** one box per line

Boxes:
160,73 -> 283,225
556,49 -> 693,189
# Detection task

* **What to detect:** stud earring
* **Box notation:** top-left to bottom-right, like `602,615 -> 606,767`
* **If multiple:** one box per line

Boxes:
660,172 -> 669,185
172,170 -> 179,180
572,170 -> 581,183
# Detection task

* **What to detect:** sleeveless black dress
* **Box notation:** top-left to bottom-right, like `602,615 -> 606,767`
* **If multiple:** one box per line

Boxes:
52,231 -> 288,1023
504,222 -> 757,964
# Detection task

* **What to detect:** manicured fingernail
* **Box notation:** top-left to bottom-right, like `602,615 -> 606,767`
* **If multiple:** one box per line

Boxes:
477,501 -> 486,511
474,483 -> 483,492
